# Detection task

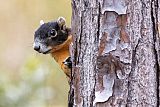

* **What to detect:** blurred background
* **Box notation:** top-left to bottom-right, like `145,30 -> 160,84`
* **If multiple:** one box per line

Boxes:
0,0 -> 71,107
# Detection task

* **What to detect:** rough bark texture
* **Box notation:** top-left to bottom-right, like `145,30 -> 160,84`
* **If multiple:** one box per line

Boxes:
69,0 -> 160,107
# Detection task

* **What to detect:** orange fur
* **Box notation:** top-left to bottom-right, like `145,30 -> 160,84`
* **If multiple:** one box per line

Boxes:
50,35 -> 72,78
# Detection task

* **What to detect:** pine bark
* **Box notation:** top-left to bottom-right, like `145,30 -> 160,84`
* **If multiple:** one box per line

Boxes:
69,0 -> 160,107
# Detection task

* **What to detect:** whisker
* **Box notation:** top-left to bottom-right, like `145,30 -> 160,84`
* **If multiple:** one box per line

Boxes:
28,43 -> 34,45
26,42 -> 34,48
27,45 -> 33,47
32,52 -> 39,57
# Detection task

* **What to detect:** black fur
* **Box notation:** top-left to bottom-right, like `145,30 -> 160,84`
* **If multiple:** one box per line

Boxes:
63,57 -> 72,68
34,21 -> 69,47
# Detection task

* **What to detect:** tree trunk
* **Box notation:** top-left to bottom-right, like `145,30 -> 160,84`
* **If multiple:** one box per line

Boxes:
69,0 -> 160,106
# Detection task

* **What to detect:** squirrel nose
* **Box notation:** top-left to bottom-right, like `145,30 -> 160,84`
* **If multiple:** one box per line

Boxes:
34,45 -> 40,51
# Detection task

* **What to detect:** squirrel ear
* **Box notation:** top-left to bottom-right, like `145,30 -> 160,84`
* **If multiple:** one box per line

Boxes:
40,20 -> 44,25
57,17 -> 66,29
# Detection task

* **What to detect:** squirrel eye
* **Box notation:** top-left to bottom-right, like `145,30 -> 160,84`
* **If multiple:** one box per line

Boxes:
50,29 -> 57,37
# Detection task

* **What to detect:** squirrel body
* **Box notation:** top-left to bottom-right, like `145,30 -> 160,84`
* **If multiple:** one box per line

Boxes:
51,35 -> 72,78
33,17 -> 72,79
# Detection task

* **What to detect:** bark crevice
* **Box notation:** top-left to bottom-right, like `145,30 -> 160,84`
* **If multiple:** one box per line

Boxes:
130,38 -> 140,76
77,15 -> 83,64
97,2 -> 101,42
127,38 -> 140,105
151,0 -> 160,106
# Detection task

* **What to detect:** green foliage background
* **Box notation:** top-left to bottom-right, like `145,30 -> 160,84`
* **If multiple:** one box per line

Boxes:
0,0 -> 71,107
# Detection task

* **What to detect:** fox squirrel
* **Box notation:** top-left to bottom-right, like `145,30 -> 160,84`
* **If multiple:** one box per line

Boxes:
33,17 -> 72,79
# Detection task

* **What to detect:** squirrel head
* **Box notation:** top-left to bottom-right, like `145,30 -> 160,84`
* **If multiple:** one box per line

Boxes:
33,17 -> 70,54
